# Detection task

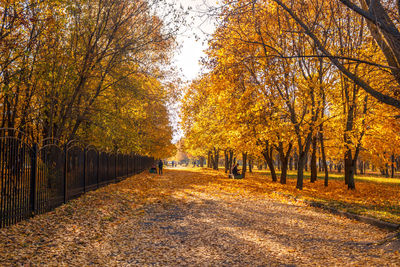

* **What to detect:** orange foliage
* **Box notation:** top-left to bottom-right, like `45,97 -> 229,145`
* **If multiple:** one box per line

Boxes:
207,170 -> 400,224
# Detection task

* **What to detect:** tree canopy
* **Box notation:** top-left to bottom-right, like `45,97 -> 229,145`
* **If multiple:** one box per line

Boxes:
181,0 -> 400,189
0,0 -> 180,157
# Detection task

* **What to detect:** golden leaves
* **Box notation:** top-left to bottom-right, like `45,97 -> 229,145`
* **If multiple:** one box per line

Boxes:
0,168 -> 399,265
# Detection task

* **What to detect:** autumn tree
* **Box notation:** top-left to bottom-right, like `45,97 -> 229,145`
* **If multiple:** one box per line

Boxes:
271,0 -> 400,109
0,0 -> 181,157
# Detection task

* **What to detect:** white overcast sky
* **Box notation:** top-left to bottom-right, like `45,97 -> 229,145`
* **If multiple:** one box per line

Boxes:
163,0 -> 219,143
172,0 -> 218,81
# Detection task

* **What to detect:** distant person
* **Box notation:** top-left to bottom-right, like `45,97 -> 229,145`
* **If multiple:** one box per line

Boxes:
158,160 -> 163,175
150,164 -> 157,174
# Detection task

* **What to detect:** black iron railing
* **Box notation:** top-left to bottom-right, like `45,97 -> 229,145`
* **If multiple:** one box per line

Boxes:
0,129 -> 154,228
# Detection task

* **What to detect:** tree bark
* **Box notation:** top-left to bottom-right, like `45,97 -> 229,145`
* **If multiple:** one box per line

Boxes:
258,160 -> 263,170
212,147 -> 219,170
228,150 -> 233,173
310,136 -> 318,183
391,154 -> 395,178
304,156 -> 308,172
242,152 -> 247,178
224,150 -> 229,173
277,156 -> 281,171
296,133 -> 313,190
344,150 -> 356,189
277,142 -> 293,184
297,153 -> 306,189
262,141 -> 277,182
319,129 -> 329,186
359,160 -> 364,175
318,158 -> 322,172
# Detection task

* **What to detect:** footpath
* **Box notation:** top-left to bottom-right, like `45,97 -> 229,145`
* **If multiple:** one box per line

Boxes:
0,168 -> 399,266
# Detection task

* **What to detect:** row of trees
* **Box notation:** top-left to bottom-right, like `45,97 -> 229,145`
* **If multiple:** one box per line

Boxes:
181,0 -> 400,189
0,0 -> 180,157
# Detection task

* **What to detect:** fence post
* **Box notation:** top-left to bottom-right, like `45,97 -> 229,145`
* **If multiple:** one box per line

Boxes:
30,143 -> 38,216
63,144 -> 68,203
97,151 -> 100,188
133,155 -> 136,174
115,153 -> 117,182
83,148 -> 87,193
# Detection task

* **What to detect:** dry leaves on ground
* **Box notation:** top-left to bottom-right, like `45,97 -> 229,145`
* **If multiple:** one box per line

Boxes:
0,168 -> 399,266
243,171 -> 400,223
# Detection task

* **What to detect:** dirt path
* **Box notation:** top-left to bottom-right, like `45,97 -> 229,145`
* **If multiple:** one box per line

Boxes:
0,168 -> 398,266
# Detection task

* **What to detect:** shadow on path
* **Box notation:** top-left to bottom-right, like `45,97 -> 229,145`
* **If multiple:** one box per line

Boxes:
0,168 -> 398,266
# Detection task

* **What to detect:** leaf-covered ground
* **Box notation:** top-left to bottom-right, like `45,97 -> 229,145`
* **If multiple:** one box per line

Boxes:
255,170 -> 400,224
0,168 -> 399,266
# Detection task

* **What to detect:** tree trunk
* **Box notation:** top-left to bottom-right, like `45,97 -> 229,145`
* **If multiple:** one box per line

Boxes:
304,156 -> 308,172
297,153 -> 306,190
224,150 -> 229,173
207,151 -> 211,168
385,164 -> 389,177
391,154 -> 395,178
262,141 -> 277,182
319,130 -> 329,187
277,142 -> 292,184
318,158 -> 322,172
344,150 -> 356,189
289,156 -> 293,171
265,156 -> 277,182
212,148 -> 219,170
310,136 -> 318,183
354,160 -> 358,175
200,157 -> 204,167
249,158 -> 253,173
359,160 -> 364,175
277,156 -> 281,171
228,150 -> 233,173
296,133 -> 313,190
242,152 -> 247,178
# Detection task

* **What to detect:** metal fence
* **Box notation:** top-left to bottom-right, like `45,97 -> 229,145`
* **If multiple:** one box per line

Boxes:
0,129 -> 154,228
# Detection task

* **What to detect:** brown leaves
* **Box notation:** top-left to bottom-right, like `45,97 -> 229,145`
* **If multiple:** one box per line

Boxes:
0,168 -> 399,265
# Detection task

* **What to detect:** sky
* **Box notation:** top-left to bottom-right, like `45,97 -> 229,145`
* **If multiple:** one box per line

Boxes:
166,0 -> 218,143
172,0 -> 218,81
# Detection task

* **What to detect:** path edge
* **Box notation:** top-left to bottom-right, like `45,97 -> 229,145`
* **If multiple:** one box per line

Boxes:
308,201 -> 400,231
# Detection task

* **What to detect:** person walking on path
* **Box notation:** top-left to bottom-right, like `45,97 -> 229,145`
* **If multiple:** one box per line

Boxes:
158,160 -> 163,175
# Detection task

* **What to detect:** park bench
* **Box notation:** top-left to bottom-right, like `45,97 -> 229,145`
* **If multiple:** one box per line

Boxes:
228,173 -> 243,179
